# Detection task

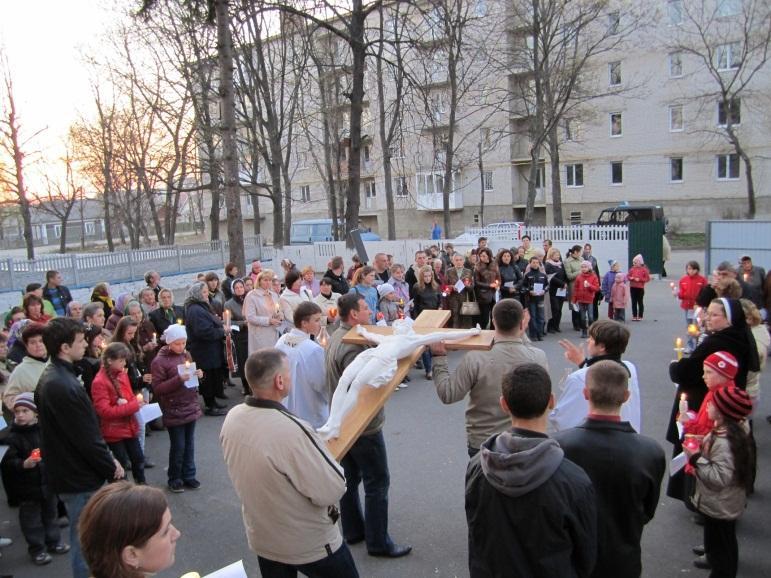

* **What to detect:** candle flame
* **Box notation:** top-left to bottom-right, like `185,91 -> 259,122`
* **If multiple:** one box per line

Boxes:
675,337 -> 682,348
687,324 -> 699,336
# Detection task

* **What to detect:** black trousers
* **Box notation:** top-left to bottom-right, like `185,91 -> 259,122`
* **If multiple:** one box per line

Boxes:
631,287 -> 645,318
109,438 -> 145,484
548,292 -> 564,330
19,492 -> 60,555
704,515 -> 738,577
200,366 -> 225,408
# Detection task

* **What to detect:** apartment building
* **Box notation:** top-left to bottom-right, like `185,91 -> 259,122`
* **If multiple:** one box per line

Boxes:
206,0 -> 770,240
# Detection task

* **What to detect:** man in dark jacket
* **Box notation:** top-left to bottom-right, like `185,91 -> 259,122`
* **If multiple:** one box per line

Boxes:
35,318 -> 123,578
324,256 -> 350,296
554,361 -> 665,578
466,363 -> 597,578
149,288 -> 185,339
42,270 -> 72,317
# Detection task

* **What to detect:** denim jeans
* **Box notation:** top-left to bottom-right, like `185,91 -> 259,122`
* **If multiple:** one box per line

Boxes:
60,490 -> 97,578
167,421 -> 196,484
578,303 -> 594,331
109,437 -> 146,484
340,430 -> 392,552
257,543 -> 359,578
19,492 -> 60,555
528,298 -> 545,338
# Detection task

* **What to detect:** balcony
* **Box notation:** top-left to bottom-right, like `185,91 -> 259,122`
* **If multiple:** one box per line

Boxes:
417,191 -> 463,211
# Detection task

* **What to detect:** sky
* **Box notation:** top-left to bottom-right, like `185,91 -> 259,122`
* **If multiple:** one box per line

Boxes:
0,0 -> 118,186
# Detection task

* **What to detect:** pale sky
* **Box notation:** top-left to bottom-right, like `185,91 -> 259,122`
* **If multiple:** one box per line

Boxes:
0,0 -> 118,181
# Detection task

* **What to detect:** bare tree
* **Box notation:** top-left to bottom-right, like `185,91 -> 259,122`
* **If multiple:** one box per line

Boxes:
0,55 -> 41,259
669,0 -> 770,218
33,148 -> 82,254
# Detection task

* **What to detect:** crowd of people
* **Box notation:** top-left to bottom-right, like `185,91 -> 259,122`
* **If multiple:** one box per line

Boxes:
0,243 -> 767,578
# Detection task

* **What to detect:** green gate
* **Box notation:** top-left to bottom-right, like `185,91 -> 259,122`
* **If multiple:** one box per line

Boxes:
628,221 -> 664,276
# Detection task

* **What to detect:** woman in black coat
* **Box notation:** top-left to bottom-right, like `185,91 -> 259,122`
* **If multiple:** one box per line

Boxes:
666,297 -> 759,500
545,248 -> 568,333
184,283 -> 228,416
224,279 -> 250,396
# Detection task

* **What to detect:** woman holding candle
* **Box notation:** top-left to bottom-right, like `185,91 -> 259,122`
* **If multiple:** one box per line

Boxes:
244,269 -> 283,353
314,277 -> 341,329
667,298 -> 760,501
90,342 -> 146,484
473,248 -> 500,330
151,324 -> 204,492
280,270 -> 312,329
184,283 -> 229,417
496,249 -> 523,303
224,279 -> 250,395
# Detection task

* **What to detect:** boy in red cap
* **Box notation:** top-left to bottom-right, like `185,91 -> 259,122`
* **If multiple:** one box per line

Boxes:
679,351 -> 739,437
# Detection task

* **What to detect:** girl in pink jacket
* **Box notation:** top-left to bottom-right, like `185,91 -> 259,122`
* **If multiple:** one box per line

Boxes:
610,272 -> 629,322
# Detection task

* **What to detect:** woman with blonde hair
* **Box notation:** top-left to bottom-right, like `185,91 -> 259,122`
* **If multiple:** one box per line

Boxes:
79,482 -> 180,578
301,265 -> 320,297
411,265 -> 442,379
244,269 -> 283,353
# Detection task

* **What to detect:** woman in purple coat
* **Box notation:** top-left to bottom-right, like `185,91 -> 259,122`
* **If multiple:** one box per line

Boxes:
150,324 -> 203,493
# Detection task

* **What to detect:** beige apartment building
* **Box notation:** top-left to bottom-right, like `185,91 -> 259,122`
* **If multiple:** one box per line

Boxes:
211,0 -> 770,240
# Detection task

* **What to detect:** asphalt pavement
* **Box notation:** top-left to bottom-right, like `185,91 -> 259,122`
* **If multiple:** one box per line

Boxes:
1,250 -> 769,577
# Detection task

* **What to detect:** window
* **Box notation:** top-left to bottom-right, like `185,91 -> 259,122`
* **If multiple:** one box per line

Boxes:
668,0 -> 683,25
473,213 -> 480,224
300,185 -> 311,202
669,105 -> 684,131
717,154 -> 740,180
298,151 -> 309,169
670,157 -> 683,182
718,98 -> 741,126
717,0 -> 741,17
389,140 -> 404,159
610,112 -> 622,137
535,165 -> 546,188
430,93 -> 447,122
53,225 -> 62,239
566,163 -> 583,187
363,145 -> 371,162
364,181 -> 377,208
609,61 -> 621,86
564,118 -> 579,141
84,222 -> 95,235
608,11 -> 620,35
483,170 -> 494,191
569,211 -> 582,225
392,176 -> 409,197
611,161 -> 623,184
716,42 -> 741,71
669,52 -> 683,77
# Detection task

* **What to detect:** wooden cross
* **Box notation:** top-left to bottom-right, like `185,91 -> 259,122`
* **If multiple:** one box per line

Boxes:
325,310 -> 494,460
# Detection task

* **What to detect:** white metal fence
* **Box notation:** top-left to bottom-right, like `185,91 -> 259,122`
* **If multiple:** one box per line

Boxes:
0,236 -> 264,293
266,225 -> 629,273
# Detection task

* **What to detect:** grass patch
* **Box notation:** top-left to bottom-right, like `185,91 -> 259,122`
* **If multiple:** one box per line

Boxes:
669,232 -> 705,250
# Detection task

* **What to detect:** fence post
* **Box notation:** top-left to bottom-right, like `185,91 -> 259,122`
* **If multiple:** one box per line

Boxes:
6,258 -> 15,292
176,246 -> 183,274
127,251 -> 135,279
70,254 -> 80,286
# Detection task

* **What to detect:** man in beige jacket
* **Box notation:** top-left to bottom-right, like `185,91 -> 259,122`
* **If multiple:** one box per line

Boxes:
220,349 -> 358,577
431,299 -> 549,457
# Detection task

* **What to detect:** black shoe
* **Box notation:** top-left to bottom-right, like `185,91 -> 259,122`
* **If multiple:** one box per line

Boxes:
554,327 -> 561,333
213,401 -> 227,409
581,331 -> 588,338
144,460 -> 156,469
345,536 -> 365,546
48,544 -> 70,555
369,544 -> 412,558
168,480 -> 185,493
215,394 -> 228,400
183,479 -> 201,489
692,545 -> 705,556
204,407 -> 227,416
693,554 -> 711,570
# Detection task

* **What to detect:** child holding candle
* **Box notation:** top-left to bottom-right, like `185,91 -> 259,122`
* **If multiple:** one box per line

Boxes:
377,283 -> 401,325
571,260 -> 601,338
627,254 -> 651,321
678,261 -> 708,353
0,393 -> 70,565
684,386 -> 754,576
90,342 -> 146,485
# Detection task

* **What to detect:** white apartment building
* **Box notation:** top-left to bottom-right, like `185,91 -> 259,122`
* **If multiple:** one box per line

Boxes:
205,0 -> 770,240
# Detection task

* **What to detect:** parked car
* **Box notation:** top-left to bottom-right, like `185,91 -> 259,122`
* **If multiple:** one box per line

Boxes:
596,204 -> 665,225
289,219 -> 381,245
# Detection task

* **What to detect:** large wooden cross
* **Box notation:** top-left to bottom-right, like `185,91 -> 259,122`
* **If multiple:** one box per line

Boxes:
325,310 -> 494,460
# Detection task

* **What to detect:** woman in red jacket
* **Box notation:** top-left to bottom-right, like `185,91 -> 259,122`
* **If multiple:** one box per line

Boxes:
91,342 -> 146,484
628,254 -> 651,321
151,324 -> 203,493
571,261 -> 600,338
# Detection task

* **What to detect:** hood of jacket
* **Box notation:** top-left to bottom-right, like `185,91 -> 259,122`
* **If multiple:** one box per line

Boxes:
480,428 -> 564,498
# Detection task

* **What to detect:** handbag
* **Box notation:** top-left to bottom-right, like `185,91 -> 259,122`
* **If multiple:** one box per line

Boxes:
461,292 -> 481,316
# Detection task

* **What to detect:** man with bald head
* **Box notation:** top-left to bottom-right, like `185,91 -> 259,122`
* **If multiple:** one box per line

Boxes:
373,253 -> 390,285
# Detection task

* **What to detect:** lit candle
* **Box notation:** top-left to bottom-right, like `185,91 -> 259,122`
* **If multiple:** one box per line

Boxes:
669,282 -> 675,289
152,332 -> 157,342
274,302 -> 281,314
177,318 -> 183,325
328,307 -> 337,318
30,448 -> 41,460
376,312 -> 384,321
223,309 -> 231,329
317,327 -> 329,348
185,360 -> 191,371
743,273 -> 749,282
687,324 -> 699,337
675,337 -> 683,360
136,393 -> 144,403
679,393 -> 688,416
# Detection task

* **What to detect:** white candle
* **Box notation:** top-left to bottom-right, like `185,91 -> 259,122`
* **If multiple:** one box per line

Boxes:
679,393 -> 688,415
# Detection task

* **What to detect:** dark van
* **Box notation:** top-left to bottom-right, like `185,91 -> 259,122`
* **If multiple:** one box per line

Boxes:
596,205 -> 665,225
